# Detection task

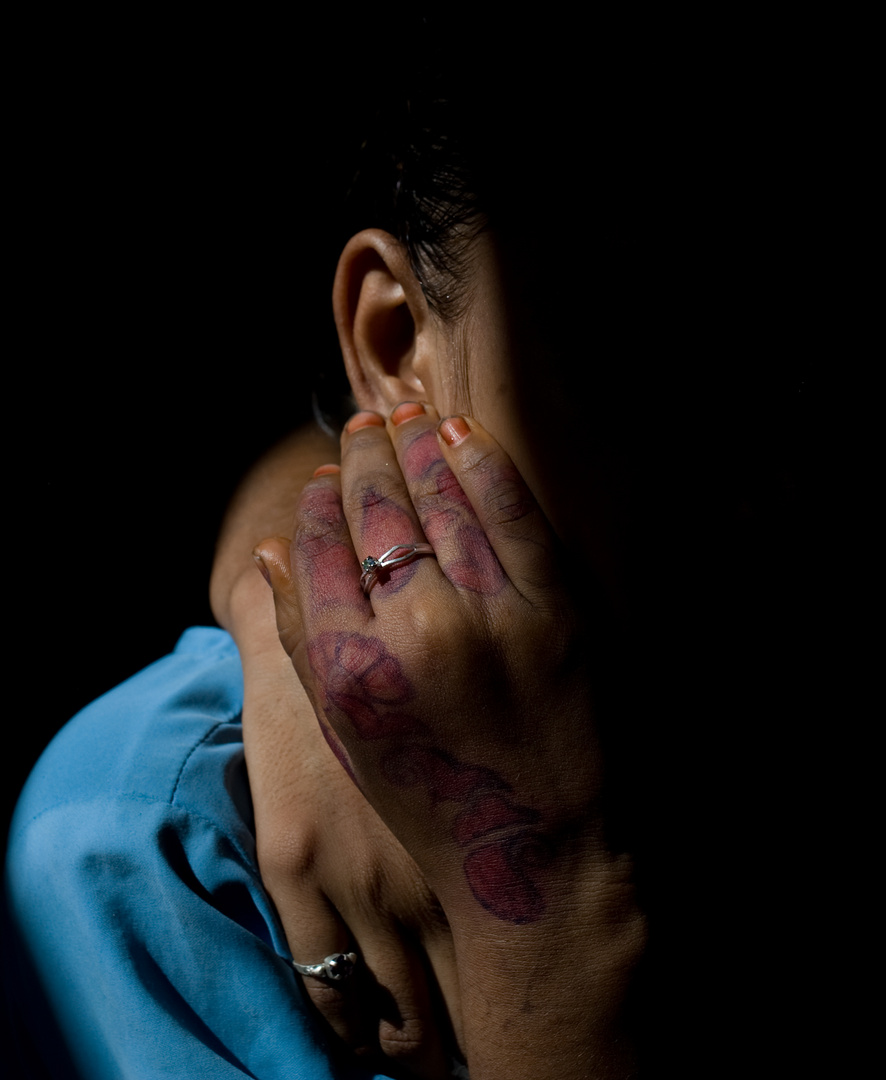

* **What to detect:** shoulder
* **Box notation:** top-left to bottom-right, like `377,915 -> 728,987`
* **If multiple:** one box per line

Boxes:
9,626 -> 254,877
5,629 -> 345,1079
8,627 -> 256,917
13,626 -> 244,822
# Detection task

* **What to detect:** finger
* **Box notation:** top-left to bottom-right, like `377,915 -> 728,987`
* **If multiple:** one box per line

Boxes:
436,415 -> 562,603
421,929 -> 464,1067
250,739 -> 371,1053
330,833 -> 458,1079
251,535 -> 304,659
271,852 -> 452,1076
388,400 -> 509,598
340,410 -> 440,604
284,465 -> 369,622
253,533 -> 364,784
354,925 -> 453,1080
275,884 -> 379,1056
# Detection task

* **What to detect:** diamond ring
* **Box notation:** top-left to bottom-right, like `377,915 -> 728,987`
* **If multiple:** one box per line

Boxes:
359,543 -> 435,595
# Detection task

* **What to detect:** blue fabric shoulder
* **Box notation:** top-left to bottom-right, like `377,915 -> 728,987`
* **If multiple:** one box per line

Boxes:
6,627 -> 393,1080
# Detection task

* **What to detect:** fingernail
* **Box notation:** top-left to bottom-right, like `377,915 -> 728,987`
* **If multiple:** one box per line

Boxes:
345,411 -> 385,434
312,463 -> 341,477
439,416 -> 471,446
391,401 -> 426,426
252,552 -> 272,588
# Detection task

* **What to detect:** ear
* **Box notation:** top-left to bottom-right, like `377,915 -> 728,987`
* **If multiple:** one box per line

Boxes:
332,229 -> 436,414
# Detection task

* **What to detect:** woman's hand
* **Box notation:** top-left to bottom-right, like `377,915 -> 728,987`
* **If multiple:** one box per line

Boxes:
212,425 -> 463,1079
257,403 -> 608,922
256,404 -> 646,1078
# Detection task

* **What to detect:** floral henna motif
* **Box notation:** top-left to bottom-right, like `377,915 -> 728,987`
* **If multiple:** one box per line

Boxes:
452,792 -> 540,846
403,428 -> 450,483
383,746 -> 509,804
310,630 -> 550,923
463,833 -> 553,924
387,746 -> 548,922
308,631 -> 418,740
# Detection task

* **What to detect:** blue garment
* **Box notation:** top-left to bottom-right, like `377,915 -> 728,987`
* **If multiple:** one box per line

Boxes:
6,627 -> 395,1079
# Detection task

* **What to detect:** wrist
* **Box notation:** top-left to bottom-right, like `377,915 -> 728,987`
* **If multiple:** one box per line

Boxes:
447,841 -> 645,962
441,846 -> 646,1079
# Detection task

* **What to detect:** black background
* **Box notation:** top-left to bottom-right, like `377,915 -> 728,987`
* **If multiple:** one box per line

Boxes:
5,3 -> 867,929
3,13 -> 870,1075
6,19 -> 359,841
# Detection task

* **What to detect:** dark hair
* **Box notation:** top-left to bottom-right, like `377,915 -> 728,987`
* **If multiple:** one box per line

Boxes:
338,16 -> 492,323
320,17 -> 813,467
347,92 -> 484,320
314,16 -> 492,429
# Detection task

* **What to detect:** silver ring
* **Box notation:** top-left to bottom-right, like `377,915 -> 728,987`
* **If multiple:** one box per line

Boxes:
291,951 -> 358,981
360,543 -> 435,595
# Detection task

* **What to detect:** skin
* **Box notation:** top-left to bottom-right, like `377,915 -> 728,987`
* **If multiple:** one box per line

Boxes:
248,219 -> 649,1077
256,403 -> 646,1077
211,427 -> 462,1078
215,227 -> 646,1077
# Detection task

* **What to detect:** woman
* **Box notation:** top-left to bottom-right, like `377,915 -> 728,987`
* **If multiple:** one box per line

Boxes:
7,16 -> 818,1079
210,47 -> 651,1075
217,28 -> 814,1076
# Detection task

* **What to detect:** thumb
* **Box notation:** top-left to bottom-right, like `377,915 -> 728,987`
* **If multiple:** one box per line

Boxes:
253,536 -> 304,660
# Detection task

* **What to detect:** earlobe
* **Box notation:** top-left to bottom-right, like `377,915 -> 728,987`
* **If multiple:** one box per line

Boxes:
332,229 -> 432,414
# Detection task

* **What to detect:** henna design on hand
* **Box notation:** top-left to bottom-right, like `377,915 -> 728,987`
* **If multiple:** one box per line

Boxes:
357,487 -> 421,595
463,833 -> 553,924
452,792 -> 540,846
309,630 -> 549,923
403,428 -> 455,485
443,523 -> 508,595
401,429 -> 507,596
296,485 -> 364,614
308,632 -> 419,740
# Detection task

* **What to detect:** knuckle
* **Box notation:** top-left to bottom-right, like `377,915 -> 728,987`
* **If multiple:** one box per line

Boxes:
344,849 -> 436,927
378,1015 -> 428,1060
410,467 -> 462,513
480,474 -> 536,530
294,523 -> 343,563
348,860 -> 387,916
295,486 -> 346,560
256,830 -> 317,885
410,468 -> 467,536
400,594 -> 452,651
300,980 -> 377,1057
460,448 -> 536,530
341,468 -> 402,518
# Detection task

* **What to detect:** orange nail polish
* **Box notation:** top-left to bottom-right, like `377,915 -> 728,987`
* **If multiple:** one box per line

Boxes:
391,401 -> 426,426
312,464 -> 341,477
439,416 -> 471,446
346,411 -> 385,434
